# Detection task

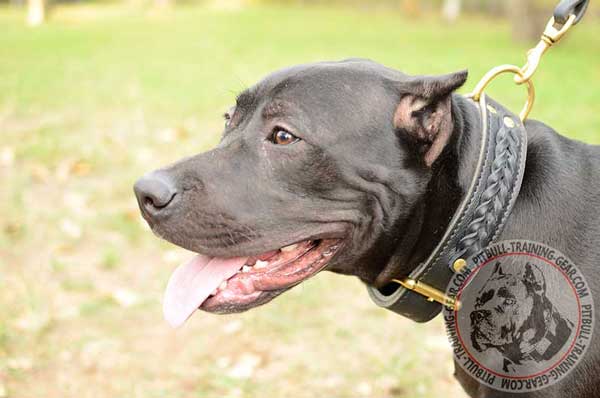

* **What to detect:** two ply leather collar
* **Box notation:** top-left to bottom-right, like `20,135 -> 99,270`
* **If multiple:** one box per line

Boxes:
367,94 -> 528,323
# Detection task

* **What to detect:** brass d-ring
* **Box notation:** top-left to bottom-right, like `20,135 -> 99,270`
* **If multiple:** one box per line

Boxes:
469,64 -> 535,121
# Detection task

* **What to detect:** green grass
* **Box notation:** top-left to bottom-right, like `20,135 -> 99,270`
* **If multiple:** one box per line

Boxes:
1,3 -> 599,398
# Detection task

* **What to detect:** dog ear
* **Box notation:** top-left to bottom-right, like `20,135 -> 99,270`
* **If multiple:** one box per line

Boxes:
521,262 -> 546,294
491,261 -> 506,278
393,70 -> 468,166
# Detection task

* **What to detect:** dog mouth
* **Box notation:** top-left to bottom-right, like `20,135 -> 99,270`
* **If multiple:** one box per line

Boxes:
162,238 -> 342,327
471,328 -> 490,350
471,319 -> 499,350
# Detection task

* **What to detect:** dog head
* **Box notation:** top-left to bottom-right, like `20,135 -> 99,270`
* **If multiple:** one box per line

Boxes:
470,261 -> 547,354
134,59 -> 468,326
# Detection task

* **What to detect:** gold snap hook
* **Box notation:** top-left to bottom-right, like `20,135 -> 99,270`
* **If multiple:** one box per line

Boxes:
468,65 -> 535,121
469,11 -> 579,121
515,14 -> 577,85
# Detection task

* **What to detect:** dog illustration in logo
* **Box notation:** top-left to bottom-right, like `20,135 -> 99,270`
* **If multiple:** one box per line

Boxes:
470,261 -> 574,372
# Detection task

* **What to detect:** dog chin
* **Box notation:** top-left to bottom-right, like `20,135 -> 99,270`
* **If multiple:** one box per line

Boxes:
201,289 -> 286,314
201,239 -> 343,310
161,238 -> 344,327
471,326 -> 495,351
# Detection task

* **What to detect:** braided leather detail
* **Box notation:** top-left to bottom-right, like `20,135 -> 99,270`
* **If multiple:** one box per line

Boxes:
456,124 -> 520,256
366,96 -> 528,323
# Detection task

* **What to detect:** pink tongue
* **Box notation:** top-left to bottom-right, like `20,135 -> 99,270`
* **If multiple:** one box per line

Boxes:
163,254 -> 248,328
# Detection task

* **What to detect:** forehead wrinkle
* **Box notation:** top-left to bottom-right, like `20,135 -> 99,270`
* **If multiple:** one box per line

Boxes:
262,100 -> 290,119
236,90 -> 256,111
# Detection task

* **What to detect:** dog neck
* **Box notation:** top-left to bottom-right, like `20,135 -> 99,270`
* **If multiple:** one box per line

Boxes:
374,94 -> 484,286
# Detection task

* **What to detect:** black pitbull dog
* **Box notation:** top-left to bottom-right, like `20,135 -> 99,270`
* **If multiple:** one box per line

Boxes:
134,59 -> 600,397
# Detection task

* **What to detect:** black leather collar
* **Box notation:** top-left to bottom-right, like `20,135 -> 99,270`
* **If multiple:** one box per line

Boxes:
367,94 -> 528,322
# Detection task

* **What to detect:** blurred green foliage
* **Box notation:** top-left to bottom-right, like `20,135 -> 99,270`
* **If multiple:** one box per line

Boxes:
0,2 -> 599,398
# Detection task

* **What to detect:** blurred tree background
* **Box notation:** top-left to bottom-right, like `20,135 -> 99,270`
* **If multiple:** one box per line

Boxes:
3,0 -> 598,38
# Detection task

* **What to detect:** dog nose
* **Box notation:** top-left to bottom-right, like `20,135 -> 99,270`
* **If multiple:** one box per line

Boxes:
134,172 -> 178,215
470,309 -> 489,323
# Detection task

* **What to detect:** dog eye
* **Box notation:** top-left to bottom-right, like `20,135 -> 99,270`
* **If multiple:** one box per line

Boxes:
223,112 -> 232,127
223,106 -> 236,128
270,128 -> 299,145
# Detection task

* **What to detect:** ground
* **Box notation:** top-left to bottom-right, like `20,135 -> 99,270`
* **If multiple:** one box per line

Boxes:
1,3 -> 599,397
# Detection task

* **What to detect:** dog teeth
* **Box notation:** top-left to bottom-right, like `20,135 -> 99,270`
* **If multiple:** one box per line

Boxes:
281,244 -> 298,252
255,260 -> 268,269
218,281 -> 228,291
242,265 -> 251,273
